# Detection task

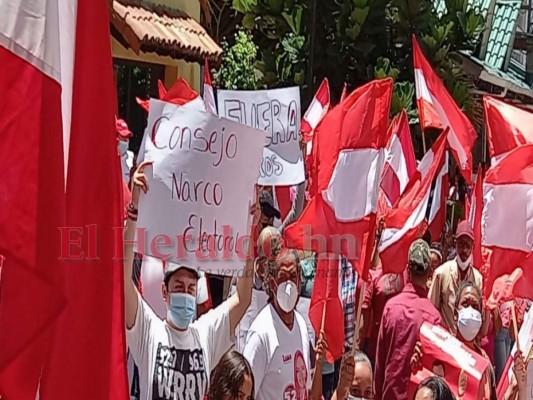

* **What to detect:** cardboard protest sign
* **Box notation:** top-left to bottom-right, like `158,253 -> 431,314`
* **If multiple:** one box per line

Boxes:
217,87 -> 305,186
137,97 -> 206,164
135,99 -> 266,275
409,322 -> 491,400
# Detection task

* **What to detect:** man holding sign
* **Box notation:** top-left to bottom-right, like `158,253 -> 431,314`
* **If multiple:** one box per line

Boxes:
123,101 -> 266,400
124,163 -> 259,400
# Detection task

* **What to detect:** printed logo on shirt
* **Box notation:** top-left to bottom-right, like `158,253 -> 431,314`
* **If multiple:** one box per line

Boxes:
293,350 -> 308,400
152,344 -> 207,400
282,354 -> 293,363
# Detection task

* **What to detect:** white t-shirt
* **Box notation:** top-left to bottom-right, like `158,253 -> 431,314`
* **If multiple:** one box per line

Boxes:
127,293 -> 234,400
230,287 -> 315,353
243,304 -> 311,400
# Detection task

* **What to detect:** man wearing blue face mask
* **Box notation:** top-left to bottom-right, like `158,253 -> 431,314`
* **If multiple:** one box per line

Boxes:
123,161 -> 257,400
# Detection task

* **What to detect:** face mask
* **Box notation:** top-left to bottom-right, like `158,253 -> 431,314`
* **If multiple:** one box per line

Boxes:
167,292 -> 196,329
457,254 -> 472,271
276,280 -> 299,313
348,396 -> 371,400
457,306 -> 482,341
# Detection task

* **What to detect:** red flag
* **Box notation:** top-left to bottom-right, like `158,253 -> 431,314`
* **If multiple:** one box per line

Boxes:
309,256 -> 344,363
380,110 -> 417,207
136,77 -> 201,112
285,79 -> 393,278
0,0 -> 128,398
482,144 -> 533,299
425,151 -> 449,243
484,96 -> 533,160
157,79 -> 167,99
303,78 -> 330,174
203,58 -> 217,114
379,131 -> 448,273
413,37 -> 477,184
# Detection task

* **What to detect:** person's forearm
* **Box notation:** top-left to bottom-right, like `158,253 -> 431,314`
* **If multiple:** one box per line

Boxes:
331,381 -> 350,400
124,217 -> 139,329
279,182 -> 305,233
228,239 -> 254,333
309,362 -> 323,400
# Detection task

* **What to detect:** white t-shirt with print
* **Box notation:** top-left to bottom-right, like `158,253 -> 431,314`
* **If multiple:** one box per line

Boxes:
243,304 -> 311,400
127,292 -> 234,400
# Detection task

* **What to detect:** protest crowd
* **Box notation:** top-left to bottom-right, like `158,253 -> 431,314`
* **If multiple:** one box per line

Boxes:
2,3 -> 533,400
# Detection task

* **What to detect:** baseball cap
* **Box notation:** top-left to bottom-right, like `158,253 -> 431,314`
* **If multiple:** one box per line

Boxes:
408,239 -> 430,274
259,190 -> 281,219
455,220 -> 474,241
164,262 -> 200,282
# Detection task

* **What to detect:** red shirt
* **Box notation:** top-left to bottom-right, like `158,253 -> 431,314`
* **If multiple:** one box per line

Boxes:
362,268 -> 405,361
374,283 -> 441,400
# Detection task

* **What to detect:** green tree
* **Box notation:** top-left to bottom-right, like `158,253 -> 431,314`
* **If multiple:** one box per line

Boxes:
215,29 -> 260,89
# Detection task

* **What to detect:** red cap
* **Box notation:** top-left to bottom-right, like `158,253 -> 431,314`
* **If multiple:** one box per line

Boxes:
455,220 -> 474,241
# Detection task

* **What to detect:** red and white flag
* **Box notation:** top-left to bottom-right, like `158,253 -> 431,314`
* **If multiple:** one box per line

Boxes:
285,79 -> 393,277
380,110 -> 417,207
420,150 -> 449,243
482,144 -> 533,299
136,77 -> 202,113
413,37 -> 477,184
379,131 -> 448,273
158,79 -> 167,99
309,255 -> 344,363
302,78 -> 330,156
0,0 -> 128,398
484,96 -> 533,161
203,58 -> 217,114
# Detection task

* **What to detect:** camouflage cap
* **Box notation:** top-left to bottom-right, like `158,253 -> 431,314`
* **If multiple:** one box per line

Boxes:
408,239 -> 430,274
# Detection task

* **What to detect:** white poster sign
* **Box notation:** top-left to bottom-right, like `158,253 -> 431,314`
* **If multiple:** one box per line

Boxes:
217,87 -> 305,186
136,99 -> 266,274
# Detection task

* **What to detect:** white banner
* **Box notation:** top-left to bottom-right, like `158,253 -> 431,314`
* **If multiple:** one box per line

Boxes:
136,99 -> 266,274
217,87 -> 305,186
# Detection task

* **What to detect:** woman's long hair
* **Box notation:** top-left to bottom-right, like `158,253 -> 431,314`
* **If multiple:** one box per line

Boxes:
207,349 -> 254,400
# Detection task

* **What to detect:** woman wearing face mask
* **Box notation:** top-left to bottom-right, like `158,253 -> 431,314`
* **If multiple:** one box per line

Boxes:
331,350 -> 373,400
207,349 -> 255,400
414,281 -> 496,399
243,249 -> 326,400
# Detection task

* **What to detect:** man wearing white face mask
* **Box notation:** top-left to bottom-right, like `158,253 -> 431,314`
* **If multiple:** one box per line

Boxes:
243,249 -> 324,400
429,220 -> 483,334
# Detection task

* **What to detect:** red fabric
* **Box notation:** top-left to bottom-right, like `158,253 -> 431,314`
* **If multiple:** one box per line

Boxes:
417,98 -> 443,131
379,131 -> 447,273
275,186 -> 293,221
413,37 -> 477,184
427,172 -> 449,243
484,96 -> 533,159
137,77 -> 199,113
482,145 -> 533,299
374,283 -> 442,400
157,79 -> 167,99
309,256 -> 344,364
40,0 -> 129,397
340,83 -> 348,103
0,46 -> 67,399
285,79 -> 393,279
362,267 -> 405,360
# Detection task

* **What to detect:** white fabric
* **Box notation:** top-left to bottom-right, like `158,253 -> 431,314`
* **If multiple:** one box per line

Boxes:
427,152 -> 449,224
243,305 -> 311,400
415,69 -> 433,103
387,134 -> 410,192
303,98 -> 326,129
482,183 -> 533,252
127,293 -> 234,400
379,189 -> 431,252
323,148 -> 384,221
203,83 -> 217,115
